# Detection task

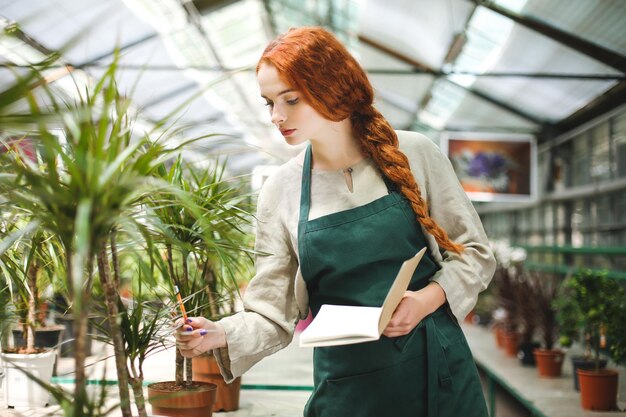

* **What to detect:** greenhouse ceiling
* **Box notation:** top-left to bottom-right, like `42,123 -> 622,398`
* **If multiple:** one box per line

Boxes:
1,0 -> 625,175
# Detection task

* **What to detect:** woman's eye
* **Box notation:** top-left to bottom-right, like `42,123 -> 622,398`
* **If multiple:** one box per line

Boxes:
264,102 -> 273,107
286,98 -> 299,105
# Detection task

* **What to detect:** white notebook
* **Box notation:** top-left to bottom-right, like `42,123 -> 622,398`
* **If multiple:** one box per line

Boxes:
299,247 -> 427,348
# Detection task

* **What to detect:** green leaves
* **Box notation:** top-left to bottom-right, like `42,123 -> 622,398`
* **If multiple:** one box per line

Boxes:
556,269 -> 626,365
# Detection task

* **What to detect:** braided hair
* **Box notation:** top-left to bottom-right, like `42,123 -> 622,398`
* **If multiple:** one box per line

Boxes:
258,26 -> 464,254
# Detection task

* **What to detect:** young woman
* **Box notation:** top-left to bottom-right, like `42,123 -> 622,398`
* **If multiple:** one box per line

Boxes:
177,26 -> 495,417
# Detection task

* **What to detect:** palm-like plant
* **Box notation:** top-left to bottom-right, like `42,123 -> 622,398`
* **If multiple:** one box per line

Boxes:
148,156 -> 253,388
1,24 -> 252,417
0,57 -> 195,415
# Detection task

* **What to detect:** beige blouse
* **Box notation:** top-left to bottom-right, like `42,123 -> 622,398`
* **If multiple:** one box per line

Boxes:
213,130 -> 496,383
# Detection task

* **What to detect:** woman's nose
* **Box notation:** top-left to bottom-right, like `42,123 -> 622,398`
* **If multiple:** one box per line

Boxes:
271,107 -> 285,125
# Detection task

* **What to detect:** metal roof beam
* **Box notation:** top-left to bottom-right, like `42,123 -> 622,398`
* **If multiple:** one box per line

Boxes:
542,82 -> 626,139
358,34 -> 544,125
75,32 -> 160,68
472,0 -> 626,73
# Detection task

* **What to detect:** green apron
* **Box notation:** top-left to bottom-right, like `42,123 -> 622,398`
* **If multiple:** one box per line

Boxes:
298,145 -> 488,417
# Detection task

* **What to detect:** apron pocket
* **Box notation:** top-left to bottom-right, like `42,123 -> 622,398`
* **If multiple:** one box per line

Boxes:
321,355 -> 427,417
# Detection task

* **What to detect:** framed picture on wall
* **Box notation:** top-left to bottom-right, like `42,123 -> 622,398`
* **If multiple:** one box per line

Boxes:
440,132 -> 537,202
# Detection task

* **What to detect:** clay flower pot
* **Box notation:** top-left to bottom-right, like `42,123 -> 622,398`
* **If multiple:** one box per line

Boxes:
494,326 -> 506,349
192,354 -> 241,412
570,356 -> 607,391
503,332 -> 519,357
148,381 -> 217,417
532,348 -> 564,378
577,368 -> 619,411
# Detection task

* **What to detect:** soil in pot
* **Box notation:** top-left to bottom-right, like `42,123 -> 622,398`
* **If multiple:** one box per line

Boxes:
533,349 -> 564,377
148,381 -> 217,417
577,368 -> 619,411
571,357 -> 607,391
192,355 -> 241,411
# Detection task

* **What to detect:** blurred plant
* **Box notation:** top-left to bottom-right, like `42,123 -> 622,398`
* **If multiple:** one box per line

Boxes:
555,269 -> 625,369
490,240 -> 526,333
528,271 -> 560,350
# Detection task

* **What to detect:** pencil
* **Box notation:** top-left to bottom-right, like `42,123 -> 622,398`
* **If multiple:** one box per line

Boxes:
174,285 -> 188,321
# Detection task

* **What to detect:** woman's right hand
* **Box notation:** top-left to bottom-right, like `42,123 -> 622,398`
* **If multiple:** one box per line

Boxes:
175,317 -> 227,358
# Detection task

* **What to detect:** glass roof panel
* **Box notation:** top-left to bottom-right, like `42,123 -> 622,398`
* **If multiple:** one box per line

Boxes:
514,0 -> 626,56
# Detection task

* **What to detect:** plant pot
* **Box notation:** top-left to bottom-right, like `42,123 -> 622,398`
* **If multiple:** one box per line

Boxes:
55,315 -> 93,357
147,381 -> 217,417
532,348 -> 564,377
577,368 -> 619,411
12,325 -> 65,376
517,342 -> 540,366
12,325 -> 65,348
1,349 -> 56,407
571,356 -> 607,391
192,354 -> 241,411
494,326 -> 506,349
503,331 -> 519,357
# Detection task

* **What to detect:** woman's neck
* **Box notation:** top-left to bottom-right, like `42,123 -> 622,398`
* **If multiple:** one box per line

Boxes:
309,119 -> 365,171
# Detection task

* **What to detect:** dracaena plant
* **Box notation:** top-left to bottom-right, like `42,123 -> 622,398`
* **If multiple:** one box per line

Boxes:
147,156 -> 254,387
0,56 -> 198,416
0,227 -> 62,354
91,249 -> 179,417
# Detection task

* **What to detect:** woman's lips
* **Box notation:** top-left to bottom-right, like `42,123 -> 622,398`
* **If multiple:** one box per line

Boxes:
280,129 -> 296,137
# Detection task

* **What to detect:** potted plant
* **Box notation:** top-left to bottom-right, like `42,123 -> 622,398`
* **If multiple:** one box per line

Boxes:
490,240 -> 526,357
0,53 -> 195,415
0,228 -> 64,407
146,157 -> 253,415
556,269 -> 624,410
0,26 -> 246,417
525,271 -> 564,377
513,271 -> 540,366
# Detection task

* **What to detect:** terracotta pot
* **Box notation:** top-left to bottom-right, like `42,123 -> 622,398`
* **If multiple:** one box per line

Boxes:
494,326 -> 505,349
577,368 -> 619,411
503,332 -> 519,357
148,381 -> 217,417
532,349 -> 564,377
192,354 -> 241,411
571,356 -> 607,391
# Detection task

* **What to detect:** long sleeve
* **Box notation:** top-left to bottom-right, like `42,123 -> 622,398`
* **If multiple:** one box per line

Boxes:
399,131 -> 496,322
213,172 -> 301,383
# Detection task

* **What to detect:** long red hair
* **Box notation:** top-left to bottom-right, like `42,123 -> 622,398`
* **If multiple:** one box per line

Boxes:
258,27 -> 463,254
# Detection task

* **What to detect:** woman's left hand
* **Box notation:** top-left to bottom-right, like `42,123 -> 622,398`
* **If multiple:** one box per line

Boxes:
382,282 -> 446,337
382,291 -> 430,337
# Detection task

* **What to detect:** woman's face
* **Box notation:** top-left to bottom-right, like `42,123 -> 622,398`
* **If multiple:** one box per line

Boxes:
257,63 -> 331,146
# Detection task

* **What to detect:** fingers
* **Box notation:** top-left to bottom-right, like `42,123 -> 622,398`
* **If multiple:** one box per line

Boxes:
178,345 -> 204,358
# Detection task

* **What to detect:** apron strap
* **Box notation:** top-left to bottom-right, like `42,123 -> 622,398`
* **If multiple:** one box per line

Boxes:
425,314 -> 452,417
299,144 -> 313,225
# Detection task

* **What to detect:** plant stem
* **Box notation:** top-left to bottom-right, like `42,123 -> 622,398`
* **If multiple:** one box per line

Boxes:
111,233 -> 121,288
97,247 -> 132,417
26,259 -> 38,353
182,254 -> 193,385
176,349 -> 184,385
66,251 -> 90,415
128,362 -> 147,417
